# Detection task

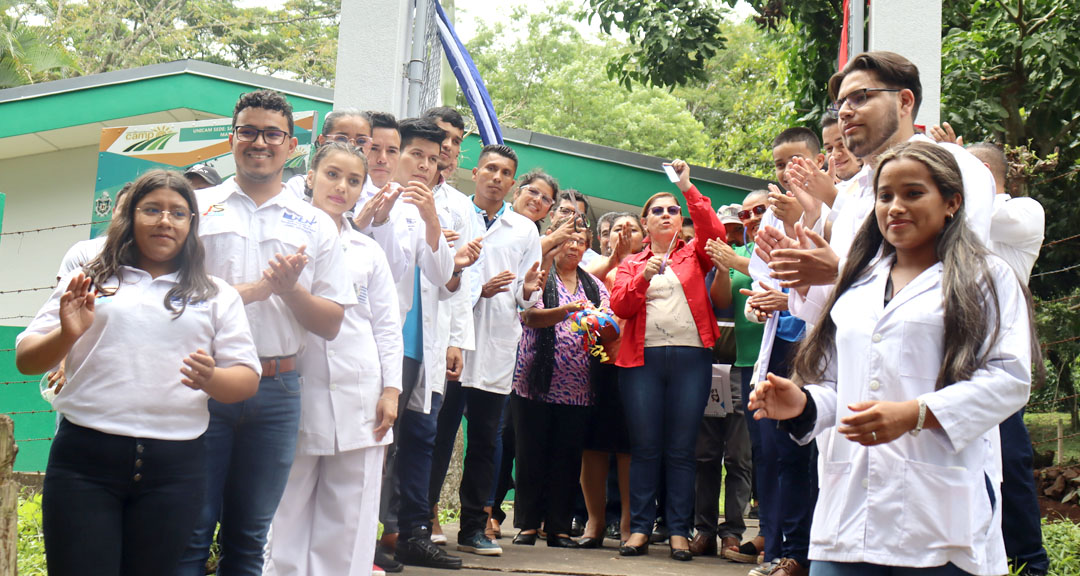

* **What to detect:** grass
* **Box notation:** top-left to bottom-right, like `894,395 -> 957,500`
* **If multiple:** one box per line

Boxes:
1025,412 -> 1080,465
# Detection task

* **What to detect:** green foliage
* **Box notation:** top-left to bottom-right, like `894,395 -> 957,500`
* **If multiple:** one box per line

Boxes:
33,0 -> 340,85
17,490 -> 46,575
674,19 -> 795,178
464,3 -> 711,164
582,0 -> 728,89
1043,518 -> 1080,576
0,0 -> 78,87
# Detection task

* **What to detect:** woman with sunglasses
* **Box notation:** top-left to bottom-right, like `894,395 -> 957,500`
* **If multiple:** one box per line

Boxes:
609,160 -> 726,561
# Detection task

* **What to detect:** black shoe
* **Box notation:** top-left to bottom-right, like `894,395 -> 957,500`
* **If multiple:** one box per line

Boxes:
569,518 -> 585,537
650,521 -> 669,544
747,504 -> 759,519
618,542 -> 649,556
670,547 -> 693,562
604,521 -> 620,541
375,547 -> 404,573
512,531 -> 538,545
577,537 -> 604,549
396,527 -> 463,570
547,535 -> 580,548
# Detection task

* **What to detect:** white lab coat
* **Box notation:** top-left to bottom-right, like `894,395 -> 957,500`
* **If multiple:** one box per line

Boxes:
798,253 -> 1030,575
405,181 -> 481,412
460,207 -> 542,395
989,194 -> 1044,285
296,223 -> 403,455
789,134 -> 997,327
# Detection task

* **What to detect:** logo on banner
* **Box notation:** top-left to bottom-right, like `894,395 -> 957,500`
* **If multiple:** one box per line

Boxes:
122,126 -> 177,152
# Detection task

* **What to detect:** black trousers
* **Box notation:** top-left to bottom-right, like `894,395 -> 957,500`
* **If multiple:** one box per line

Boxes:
379,355 -> 423,534
43,419 -> 205,576
511,394 -> 590,536
429,380 -> 507,539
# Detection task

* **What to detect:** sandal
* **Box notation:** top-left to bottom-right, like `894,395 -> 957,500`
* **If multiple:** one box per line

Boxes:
723,540 -> 763,563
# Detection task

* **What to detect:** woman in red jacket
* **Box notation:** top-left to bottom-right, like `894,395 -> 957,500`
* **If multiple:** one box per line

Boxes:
610,160 -> 726,562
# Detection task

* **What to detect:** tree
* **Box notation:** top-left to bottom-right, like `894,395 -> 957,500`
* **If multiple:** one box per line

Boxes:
674,18 -> 795,179
0,0 -> 77,87
464,3 -> 711,164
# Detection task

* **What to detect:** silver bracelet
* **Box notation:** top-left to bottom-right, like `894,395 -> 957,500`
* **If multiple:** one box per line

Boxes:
910,398 -> 927,436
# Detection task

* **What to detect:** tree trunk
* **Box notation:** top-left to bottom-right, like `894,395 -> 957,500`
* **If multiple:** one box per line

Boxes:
438,423 -> 465,512
0,416 -> 17,576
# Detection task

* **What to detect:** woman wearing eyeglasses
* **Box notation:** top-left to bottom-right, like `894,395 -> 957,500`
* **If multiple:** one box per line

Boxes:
511,170 -> 559,224
284,108 -> 374,200
16,170 -> 260,575
609,160 -> 726,561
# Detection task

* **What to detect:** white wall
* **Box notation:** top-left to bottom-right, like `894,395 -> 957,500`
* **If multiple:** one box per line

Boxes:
335,0 -> 413,116
0,146 -> 98,325
868,0 -> 942,129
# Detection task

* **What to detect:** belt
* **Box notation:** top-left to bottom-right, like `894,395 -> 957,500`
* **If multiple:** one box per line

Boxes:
260,355 -> 297,378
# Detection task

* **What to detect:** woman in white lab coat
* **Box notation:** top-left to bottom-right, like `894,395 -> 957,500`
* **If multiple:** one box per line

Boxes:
749,141 -> 1039,576
268,142 -> 403,576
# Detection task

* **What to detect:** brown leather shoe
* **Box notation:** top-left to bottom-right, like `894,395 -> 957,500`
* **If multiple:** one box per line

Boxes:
688,533 -> 717,556
769,558 -> 808,576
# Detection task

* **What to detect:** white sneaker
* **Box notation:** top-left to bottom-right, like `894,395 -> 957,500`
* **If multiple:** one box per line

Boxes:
748,559 -> 780,576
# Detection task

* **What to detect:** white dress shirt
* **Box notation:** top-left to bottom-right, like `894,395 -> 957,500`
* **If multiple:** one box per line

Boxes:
798,254 -> 1029,575
989,194 -> 1044,285
297,223 -> 403,455
460,205 -> 542,395
55,236 -> 107,280
19,269 -> 260,440
196,179 -> 356,357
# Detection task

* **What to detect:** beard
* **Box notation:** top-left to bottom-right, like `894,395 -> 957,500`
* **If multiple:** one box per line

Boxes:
845,107 -> 899,159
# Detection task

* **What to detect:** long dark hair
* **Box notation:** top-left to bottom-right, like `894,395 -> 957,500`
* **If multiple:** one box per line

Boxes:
84,170 -> 218,317
793,141 -> 1041,389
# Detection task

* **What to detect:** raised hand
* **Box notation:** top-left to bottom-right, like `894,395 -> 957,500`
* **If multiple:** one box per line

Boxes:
372,184 -> 403,226
354,185 -> 388,230
768,222 -> 840,289
787,157 -> 837,208
58,274 -> 96,340
753,224 -> 798,264
670,158 -> 692,192
180,348 -> 216,392
767,183 -> 804,228
481,270 -> 516,298
928,122 -> 963,146
402,180 -> 438,225
642,255 -> 663,281
610,224 -> 633,263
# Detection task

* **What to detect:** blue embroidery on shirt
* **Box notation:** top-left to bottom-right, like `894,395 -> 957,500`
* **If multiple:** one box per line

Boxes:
281,210 -> 318,232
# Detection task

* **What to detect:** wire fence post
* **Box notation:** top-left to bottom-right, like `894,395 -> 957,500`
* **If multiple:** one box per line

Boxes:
0,415 -> 16,576
1058,418 -> 1065,467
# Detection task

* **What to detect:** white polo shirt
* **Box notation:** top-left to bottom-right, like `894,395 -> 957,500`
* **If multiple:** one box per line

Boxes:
19,269 -> 260,440
55,236 -> 106,280
298,223 -> 403,455
196,179 -> 355,358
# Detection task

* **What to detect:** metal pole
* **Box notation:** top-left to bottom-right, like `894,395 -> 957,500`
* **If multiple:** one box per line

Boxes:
407,0 -> 430,117
849,0 -> 864,62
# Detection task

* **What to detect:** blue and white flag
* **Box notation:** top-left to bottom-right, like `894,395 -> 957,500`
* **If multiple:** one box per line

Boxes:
434,1 -> 503,145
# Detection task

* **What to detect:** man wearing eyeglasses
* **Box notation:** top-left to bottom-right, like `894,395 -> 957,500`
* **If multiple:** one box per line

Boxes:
178,90 -> 355,576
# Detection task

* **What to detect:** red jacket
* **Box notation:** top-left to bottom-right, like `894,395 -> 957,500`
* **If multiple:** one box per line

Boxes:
610,184 -> 725,368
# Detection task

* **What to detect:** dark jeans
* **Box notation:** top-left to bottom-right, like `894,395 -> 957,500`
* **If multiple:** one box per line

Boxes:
380,356 -> 423,535
396,392 -> 444,535
511,394 -> 590,536
757,338 -> 818,565
620,345 -> 712,539
491,396 -> 516,525
740,365 -> 766,529
178,371 -> 302,576
1000,409 -> 1049,575
428,379 -> 507,539
44,420 -> 205,576
488,395 -> 511,508
694,407 -> 752,540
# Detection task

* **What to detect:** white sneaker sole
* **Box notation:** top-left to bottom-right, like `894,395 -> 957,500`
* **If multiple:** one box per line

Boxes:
456,544 -> 503,556
431,534 -> 448,545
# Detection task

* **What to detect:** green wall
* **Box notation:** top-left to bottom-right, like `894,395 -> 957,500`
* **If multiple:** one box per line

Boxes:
459,133 -> 747,210
1,326 -> 53,472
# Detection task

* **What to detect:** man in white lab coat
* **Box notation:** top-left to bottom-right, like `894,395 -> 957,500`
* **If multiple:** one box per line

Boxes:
430,145 -> 546,557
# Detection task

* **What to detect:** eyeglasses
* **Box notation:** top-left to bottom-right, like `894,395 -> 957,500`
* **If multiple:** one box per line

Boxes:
136,206 -> 193,224
828,88 -> 902,116
324,134 -> 371,147
649,205 -> 681,217
234,125 -> 290,145
521,186 -> 554,207
738,205 -> 767,221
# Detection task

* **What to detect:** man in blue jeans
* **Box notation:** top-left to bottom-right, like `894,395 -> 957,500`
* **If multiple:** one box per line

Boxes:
176,90 -> 354,575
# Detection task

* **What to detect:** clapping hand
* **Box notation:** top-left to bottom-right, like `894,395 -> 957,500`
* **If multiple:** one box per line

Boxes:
481,270 -> 516,298
705,238 -> 737,270
264,246 -> 309,294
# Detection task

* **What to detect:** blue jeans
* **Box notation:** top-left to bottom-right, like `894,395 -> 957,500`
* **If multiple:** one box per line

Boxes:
809,561 -> 972,575
43,420 -> 205,576
396,392 -> 444,535
619,346 -> 712,539
741,365 -> 770,541
176,371 -> 302,576
1000,409 -> 1049,575
757,337 -> 818,564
